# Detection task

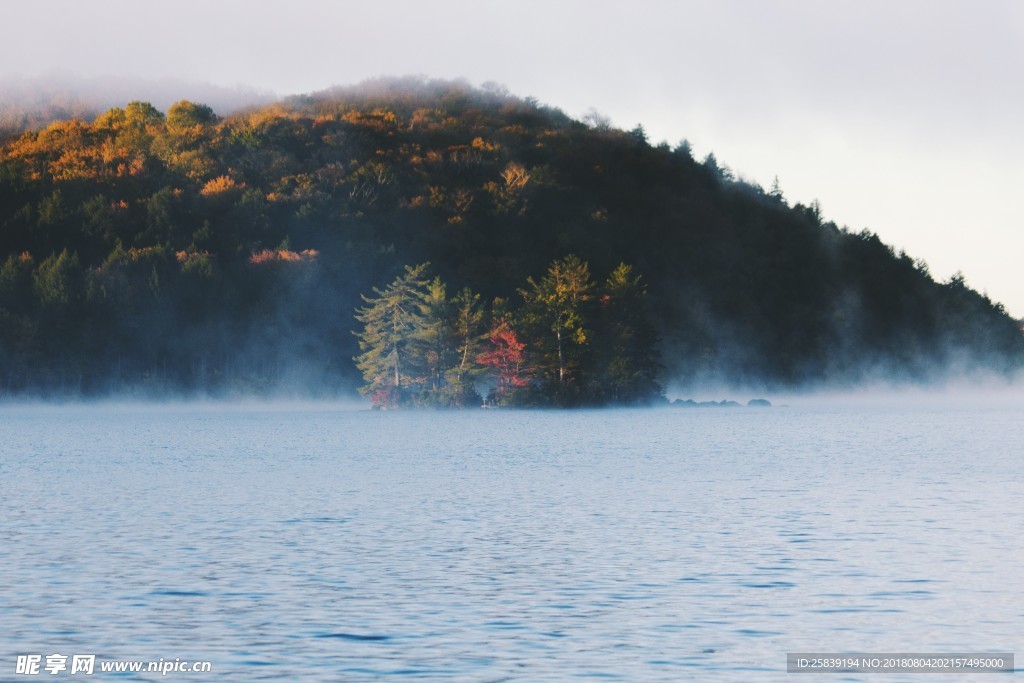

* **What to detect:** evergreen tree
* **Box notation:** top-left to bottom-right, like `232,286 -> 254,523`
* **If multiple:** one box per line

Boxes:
353,263 -> 430,408
594,263 -> 662,404
445,287 -> 486,406
33,249 -> 82,308
411,276 -> 451,401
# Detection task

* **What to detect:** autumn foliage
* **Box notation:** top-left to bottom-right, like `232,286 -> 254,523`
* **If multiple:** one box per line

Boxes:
477,320 -> 528,396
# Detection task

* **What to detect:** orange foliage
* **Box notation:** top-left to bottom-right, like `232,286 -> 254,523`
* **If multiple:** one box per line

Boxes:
248,249 -> 319,265
341,108 -> 399,132
5,120 -> 96,181
176,250 -> 210,263
471,137 -> 501,153
112,157 -> 147,178
36,119 -> 91,150
200,175 -> 242,197
128,157 -> 146,176
501,162 -> 530,191
242,106 -> 299,130
477,321 -> 529,392
49,147 -> 102,181
97,139 -> 119,164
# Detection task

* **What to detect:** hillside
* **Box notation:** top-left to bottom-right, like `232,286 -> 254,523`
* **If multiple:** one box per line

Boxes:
0,77 -> 1020,398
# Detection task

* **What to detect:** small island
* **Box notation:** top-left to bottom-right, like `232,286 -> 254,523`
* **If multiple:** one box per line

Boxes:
353,257 -> 660,408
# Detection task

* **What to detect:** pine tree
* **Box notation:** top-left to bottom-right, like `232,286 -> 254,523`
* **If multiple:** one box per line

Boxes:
595,263 -> 662,404
445,287 -> 486,406
411,276 -> 451,400
353,263 -> 430,408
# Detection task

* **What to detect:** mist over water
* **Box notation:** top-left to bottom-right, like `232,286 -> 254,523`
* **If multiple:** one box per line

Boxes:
2,403 -> 1021,680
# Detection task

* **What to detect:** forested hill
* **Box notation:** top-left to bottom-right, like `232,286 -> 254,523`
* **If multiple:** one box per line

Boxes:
0,77 -> 1020,398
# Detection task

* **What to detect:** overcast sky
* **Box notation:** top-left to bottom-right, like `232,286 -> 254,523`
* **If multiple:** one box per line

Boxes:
3,0 -> 1022,316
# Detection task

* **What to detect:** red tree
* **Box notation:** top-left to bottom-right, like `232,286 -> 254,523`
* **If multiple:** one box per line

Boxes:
477,320 -> 528,396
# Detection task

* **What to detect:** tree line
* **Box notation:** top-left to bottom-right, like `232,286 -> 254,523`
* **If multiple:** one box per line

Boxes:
0,77 -> 1020,397
354,256 -> 661,407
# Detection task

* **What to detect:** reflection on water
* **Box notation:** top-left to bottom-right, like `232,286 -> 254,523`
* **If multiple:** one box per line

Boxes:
1,405 -> 1021,681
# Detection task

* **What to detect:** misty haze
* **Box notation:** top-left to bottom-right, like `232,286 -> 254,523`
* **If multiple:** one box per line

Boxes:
2,17 -> 1023,679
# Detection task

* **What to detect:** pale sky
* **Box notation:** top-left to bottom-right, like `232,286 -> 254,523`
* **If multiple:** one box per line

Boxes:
3,0 -> 1022,316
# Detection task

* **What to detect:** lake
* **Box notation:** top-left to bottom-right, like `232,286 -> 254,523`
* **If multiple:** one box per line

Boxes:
1,403 -> 1021,680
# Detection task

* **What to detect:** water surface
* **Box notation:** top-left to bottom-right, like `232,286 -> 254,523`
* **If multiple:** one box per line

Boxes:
1,405 -> 1021,680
